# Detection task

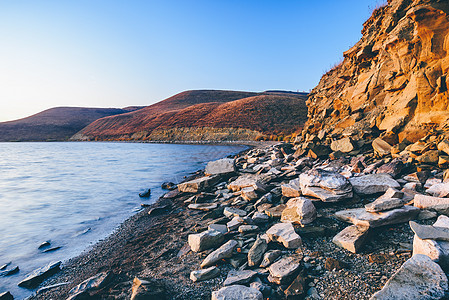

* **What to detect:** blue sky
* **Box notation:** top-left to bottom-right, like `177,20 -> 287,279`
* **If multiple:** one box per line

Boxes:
0,0 -> 386,121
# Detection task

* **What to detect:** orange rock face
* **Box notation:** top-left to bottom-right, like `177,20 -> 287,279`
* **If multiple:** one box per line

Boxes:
304,0 -> 449,143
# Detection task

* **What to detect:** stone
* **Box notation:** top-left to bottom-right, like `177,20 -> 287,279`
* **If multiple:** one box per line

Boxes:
130,277 -> 165,300
211,285 -> 263,300
332,225 -> 370,253
178,175 -> 219,193
264,204 -> 286,218
188,229 -> 224,252
365,197 -> 406,212
241,187 -> 258,201
376,159 -> 404,178
36,282 -> 71,294
281,197 -> 317,225
0,266 -> 19,277
268,256 -> 302,284
67,272 -> 111,300
414,194 -> 449,215
18,261 -> 61,289
417,150 -> 439,164
138,188 -> 151,198
0,292 -> 13,300
38,241 -> 51,249
248,237 -> 268,267
335,206 -> 420,228
201,240 -> 238,268
223,270 -> 257,286
260,250 -> 282,268
410,221 -> 449,241
370,255 -> 448,300
439,155 -> 449,168
223,207 -> 247,218
187,203 -> 218,211
208,224 -> 228,234
250,280 -> 271,297
307,145 -> 331,159
383,187 -> 404,199
438,139 -> 449,156
372,138 -> 392,157
299,168 -> 353,202
252,212 -> 269,224
227,216 -> 245,231
424,178 -> 443,189
331,137 -> 355,153
238,225 -> 258,233
281,178 -> 301,198
190,266 -> 220,282
228,174 -> 260,192
404,171 -> 430,184
266,223 -> 302,249
349,174 -> 400,195
427,182 -> 449,198
205,158 -> 235,176
284,272 -> 306,298
161,181 -> 176,190
324,257 -> 348,271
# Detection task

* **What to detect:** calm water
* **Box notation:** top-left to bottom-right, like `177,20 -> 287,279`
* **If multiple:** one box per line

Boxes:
0,142 -> 246,299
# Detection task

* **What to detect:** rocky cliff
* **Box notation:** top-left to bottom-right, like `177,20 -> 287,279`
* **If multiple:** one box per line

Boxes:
302,0 -> 449,144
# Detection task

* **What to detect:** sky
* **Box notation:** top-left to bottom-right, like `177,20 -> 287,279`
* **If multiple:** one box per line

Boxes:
0,0 -> 386,122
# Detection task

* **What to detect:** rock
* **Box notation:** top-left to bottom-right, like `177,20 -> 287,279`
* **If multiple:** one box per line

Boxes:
38,241 -> 51,249
404,171 -> 430,184
238,225 -> 259,233
413,215 -> 449,269
252,212 -> 269,224
250,280 -> 271,297
370,255 -> 448,300
417,150 -> 439,164
281,178 -> 301,198
284,272 -> 306,298
205,158 -> 235,176
349,174 -> 400,195
0,266 -> 19,276
208,224 -> 228,234
365,197 -> 406,213
187,203 -> 218,211
281,197 -> 317,225
376,159 -> 404,177
266,222 -> 302,249
410,221 -> 449,241
268,255 -> 302,284
223,270 -> 257,286
324,257 -> 348,271
241,187 -> 258,201
331,137 -> 355,153
211,285 -> 263,300
427,182 -> 449,198
36,282 -> 71,294
190,266 -> 220,282
299,168 -> 353,202
335,206 -> 420,228
201,240 -> 238,268
67,272 -> 111,300
161,181 -> 176,190
18,261 -> 61,289
43,246 -> 62,253
228,174 -> 261,192
188,229 -> 224,252
178,175 -> 219,193
0,292 -> 13,300
438,139 -> 449,156
260,250 -> 282,268
0,262 -> 10,270
227,216 -> 245,231
264,204 -> 286,218
372,138 -> 392,157
248,237 -> 268,267
223,207 -> 247,218
307,145 -> 331,159
139,189 -> 151,198
130,277 -> 165,300
332,225 -> 370,253
414,194 -> 449,215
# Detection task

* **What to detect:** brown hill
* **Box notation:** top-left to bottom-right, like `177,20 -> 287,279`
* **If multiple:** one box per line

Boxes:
0,107 -> 143,142
73,90 -> 308,141
302,0 -> 449,144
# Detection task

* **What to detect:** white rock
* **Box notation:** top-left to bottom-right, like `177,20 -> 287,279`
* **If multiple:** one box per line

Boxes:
188,203 -> 218,211
205,158 -> 235,176
281,197 -> 317,225
266,223 -> 302,249
227,216 -> 245,231
252,212 -> 269,224
201,240 -> 238,268
188,229 -> 224,252
299,169 -> 353,202
223,207 -> 247,218
332,225 -> 369,253
260,250 -> 282,268
268,256 -> 302,285
427,182 -> 449,198
414,194 -> 449,215
211,285 -> 263,300
208,224 -> 228,234
349,174 -> 400,195
241,187 -> 258,201
190,266 -> 220,282
228,174 -> 260,192
223,270 -> 257,286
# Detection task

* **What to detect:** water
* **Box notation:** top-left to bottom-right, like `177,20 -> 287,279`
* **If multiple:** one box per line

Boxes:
0,142 -> 247,299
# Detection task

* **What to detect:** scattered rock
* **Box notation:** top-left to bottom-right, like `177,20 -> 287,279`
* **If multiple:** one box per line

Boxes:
228,174 -> 261,192
190,266 -> 220,282
205,158 -> 235,176
264,204 -> 286,218
238,225 -> 259,233
324,257 -> 349,271
281,197 -> 317,225
241,187 -> 258,201
201,240 -> 238,268
332,225 -> 370,253
372,138 -> 392,157
410,221 -> 449,241
284,272 -> 306,298
187,203 -> 218,211
365,197 -> 406,213
130,277 -> 166,300
349,174 -> 401,195
426,182 -> 449,198
211,285 -> 263,300
38,241 -> 51,249
331,137 -> 355,153
67,272 -> 111,300
370,254 -> 448,300
188,229 -> 224,252
248,237 -> 268,267
223,207 -> 247,218
208,224 -> 228,234
223,270 -> 257,286
268,255 -> 302,284
178,176 -> 218,193
227,216 -> 245,231
266,222 -> 302,249
252,212 -> 269,224
161,181 -> 176,190
299,168 -> 353,202
281,178 -> 301,198
260,250 -> 282,268
414,194 -> 449,214
43,246 -> 62,253
0,266 -> 19,277
18,261 -> 61,289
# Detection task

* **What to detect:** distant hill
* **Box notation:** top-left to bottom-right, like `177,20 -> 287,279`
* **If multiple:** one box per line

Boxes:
72,90 -> 308,141
0,107 -> 143,142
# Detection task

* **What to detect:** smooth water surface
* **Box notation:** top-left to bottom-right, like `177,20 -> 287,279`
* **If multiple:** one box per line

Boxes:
0,142 -> 246,299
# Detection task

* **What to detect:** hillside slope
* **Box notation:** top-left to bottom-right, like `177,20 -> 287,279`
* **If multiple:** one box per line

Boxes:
0,107 -> 143,142
302,0 -> 449,144
73,90 -> 308,141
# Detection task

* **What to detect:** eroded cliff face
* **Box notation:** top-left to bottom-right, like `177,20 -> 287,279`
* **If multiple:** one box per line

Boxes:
303,0 -> 449,143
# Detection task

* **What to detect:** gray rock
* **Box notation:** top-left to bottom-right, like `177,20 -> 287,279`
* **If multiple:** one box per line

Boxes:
205,158 -> 235,176
349,174 -> 400,195
227,216 -> 245,231
188,229 -> 224,252
410,221 -> 449,241
178,175 -> 219,193
223,270 -> 257,286
332,225 -> 369,253
241,187 -> 258,201
266,222 -> 302,249
414,194 -> 449,214
427,182 -> 449,198
208,224 -> 228,234
370,254 -> 448,300
190,266 -> 220,282
201,240 -> 238,268
0,266 -> 19,277
0,292 -> 13,300
37,282 -> 71,294
252,212 -> 269,224
67,272 -> 111,300
238,225 -> 259,233
365,198 -> 406,213
188,203 -> 218,211
260,250 -> 282,268
299,168 -> 353,202
228,174 -> 261,192
268,256 -> 302,285
211,285 -> 263,300
18,261 -> 61,289
224,207 -> 247,218
248,237 -> 268,267
335,206 -> 420,228
281,178 -> 301,198
281,197 -> 316,225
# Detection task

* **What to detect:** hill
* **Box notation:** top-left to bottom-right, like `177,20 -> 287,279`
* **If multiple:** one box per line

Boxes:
0,107 -> 143,142
72,90 -> 308,141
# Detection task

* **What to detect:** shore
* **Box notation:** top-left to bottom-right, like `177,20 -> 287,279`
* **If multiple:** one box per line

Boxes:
27,139 -> 448,299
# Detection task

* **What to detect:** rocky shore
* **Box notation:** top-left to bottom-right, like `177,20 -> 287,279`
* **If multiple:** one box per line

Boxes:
12,132 -> 448,299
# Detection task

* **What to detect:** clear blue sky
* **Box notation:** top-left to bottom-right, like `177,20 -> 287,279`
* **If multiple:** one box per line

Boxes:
0,0 -> 386,122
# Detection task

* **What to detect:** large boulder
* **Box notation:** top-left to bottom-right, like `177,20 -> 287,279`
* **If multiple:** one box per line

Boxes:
349,174 -> 400,195
211,285 -> 263,300
281,197 -> 316,225
205,158 -> 235,176
370,254 -> 448,300
299,169 -> 353,202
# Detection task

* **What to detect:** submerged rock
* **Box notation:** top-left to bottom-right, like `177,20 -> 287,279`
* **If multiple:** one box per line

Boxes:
299,168 -> 353,202
0,266 -> 19,277
0,292 -> 13,300
139,189 -> 151,198
18,261 -> 61,289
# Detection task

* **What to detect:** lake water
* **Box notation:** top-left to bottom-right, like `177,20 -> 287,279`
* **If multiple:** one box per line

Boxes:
0,142 -> 247,299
